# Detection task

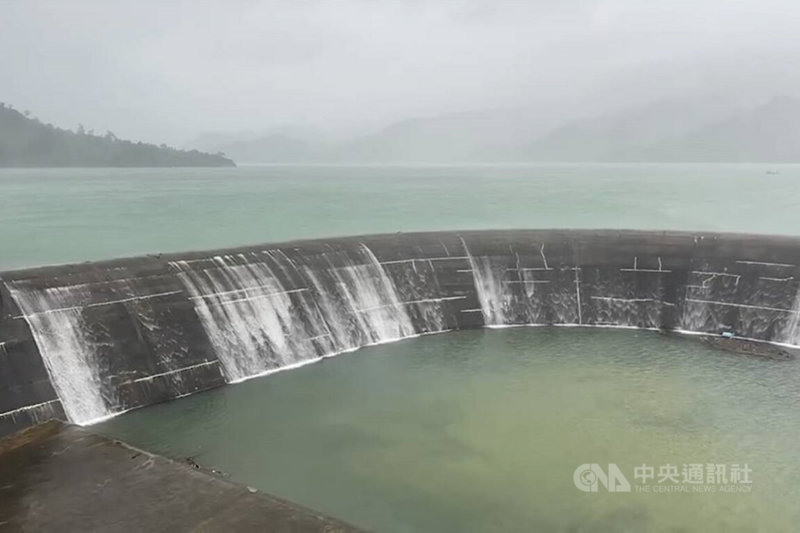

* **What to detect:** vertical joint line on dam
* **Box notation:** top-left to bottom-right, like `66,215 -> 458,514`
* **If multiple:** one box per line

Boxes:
574,266 -> 582,324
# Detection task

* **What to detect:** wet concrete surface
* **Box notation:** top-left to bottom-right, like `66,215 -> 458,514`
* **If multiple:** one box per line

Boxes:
0,420 -> 364,532
5,229 -> 800,435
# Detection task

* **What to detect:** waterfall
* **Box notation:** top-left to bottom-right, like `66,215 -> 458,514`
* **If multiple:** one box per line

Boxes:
171,254 -> 326,382
299,265 -> 360,352
324,245 -> 415,343
782,286 -> 800,345
174,244 -> 418,383
679,269 -> 737,333
3,242 -> 430,424
299,245 -> 416,349
6,283 -> 110,423
381,256 -> 447,334
461,239 -> 583,326
467,254 -> 508,326
461,239 -> 508,325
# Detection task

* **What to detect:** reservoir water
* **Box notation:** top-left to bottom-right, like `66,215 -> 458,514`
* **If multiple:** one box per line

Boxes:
95,327 -> 800,532
2,163 -> 800,271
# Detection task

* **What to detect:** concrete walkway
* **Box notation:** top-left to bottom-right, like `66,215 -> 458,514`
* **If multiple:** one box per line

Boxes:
0,421 -> 364,532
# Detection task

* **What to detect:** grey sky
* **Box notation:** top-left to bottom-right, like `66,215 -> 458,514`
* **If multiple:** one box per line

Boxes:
2,0 -> 798,144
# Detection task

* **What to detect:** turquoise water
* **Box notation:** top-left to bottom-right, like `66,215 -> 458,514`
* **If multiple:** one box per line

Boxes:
2,163 -> 800,270
95,328 -> 800,532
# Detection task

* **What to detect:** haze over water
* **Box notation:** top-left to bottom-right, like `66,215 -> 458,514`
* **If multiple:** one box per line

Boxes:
2,163 -> 800,271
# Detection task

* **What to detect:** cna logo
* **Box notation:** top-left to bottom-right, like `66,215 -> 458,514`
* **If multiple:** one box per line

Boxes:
573,464 -> 631,493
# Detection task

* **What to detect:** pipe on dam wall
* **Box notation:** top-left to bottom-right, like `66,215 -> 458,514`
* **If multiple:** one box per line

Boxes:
1,229 -> 799,435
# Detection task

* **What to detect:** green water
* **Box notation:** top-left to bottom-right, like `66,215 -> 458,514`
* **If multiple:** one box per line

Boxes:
95,328 -> 800,532
2,164 -> 800,271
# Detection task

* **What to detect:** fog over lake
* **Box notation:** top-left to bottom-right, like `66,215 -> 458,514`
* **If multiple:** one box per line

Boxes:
3,0 -> 799,162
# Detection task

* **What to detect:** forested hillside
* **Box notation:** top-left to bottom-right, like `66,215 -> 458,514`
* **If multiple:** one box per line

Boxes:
0,104 -> 234,167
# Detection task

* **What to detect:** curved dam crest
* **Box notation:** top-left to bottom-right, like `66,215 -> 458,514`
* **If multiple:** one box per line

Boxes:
2,229 -> 800,434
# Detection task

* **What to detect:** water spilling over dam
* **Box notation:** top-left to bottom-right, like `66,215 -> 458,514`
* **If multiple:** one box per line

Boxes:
2,229 -> 800,434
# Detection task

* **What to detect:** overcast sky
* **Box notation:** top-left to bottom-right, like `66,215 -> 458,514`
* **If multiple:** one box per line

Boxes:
2,0 -> 798,144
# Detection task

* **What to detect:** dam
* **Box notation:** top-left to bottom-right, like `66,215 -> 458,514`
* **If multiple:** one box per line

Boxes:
2,228 -> 800,434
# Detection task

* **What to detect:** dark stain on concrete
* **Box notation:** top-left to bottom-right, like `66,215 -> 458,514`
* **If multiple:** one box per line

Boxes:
0,420 -> 365,532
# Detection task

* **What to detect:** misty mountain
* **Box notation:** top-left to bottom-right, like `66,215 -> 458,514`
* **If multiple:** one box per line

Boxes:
619,96 -> 800,162
183,131 -> 259,153
191,96 -> 800,164
344,96 -> 799,163
522,97 -> 741,162
196,109 -> 560,164
206,134 -> 321,164
0,104 -> 234,167
331,109 -> 555,163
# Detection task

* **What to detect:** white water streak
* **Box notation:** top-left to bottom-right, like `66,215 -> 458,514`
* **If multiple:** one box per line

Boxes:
781,286 -> 800,344
172,255 -> 320,381
461,239 -> 506,325
7,283 -> 110,423
174,245 -> 423,383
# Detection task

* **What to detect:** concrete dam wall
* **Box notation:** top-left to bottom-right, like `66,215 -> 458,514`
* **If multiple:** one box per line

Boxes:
2,229 -> 800,435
